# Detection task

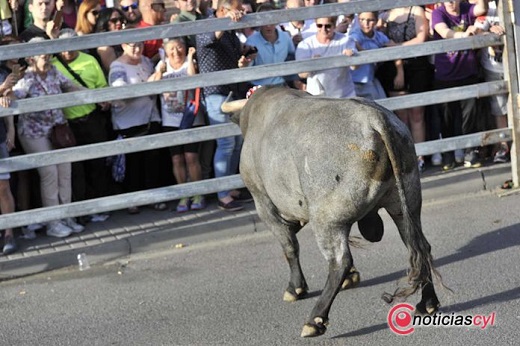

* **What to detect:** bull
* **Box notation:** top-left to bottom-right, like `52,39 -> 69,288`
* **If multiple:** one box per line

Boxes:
221,86 -> 442,337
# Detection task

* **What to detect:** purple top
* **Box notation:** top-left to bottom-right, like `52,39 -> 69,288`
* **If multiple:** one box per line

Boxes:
431,2 -> 478,81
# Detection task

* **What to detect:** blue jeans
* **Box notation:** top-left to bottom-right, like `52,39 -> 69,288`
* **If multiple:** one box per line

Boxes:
205,94 -> 243,200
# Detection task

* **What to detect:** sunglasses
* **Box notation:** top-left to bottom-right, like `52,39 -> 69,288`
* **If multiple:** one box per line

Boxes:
122,3 -> 138,11
316,23 -> 333,29
90,10 -> 99,16
109,17 -> 125,24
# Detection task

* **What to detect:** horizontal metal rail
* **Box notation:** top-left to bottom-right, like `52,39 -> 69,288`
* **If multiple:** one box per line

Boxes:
0,81 -> 508,174
0,176 -> 245,230
0,127 -> 511,231
0,35 -> 502,117
0,0 -> 455,60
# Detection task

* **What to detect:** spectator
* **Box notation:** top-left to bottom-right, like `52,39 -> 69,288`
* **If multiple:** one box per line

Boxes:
196,0 -> 253,212
19,0 -> 61,41
475,0 -> 509,163
137,0 -> 166,61
244,2 -> 295,86
236,0 -> 256,44
280,0 -> 315,47
0,0 -> 16,38
0,55 -> 19,254
295,16 -> 356,98
6,37 -> 85,238
60,0 -> 77,29
348,11 -> 393,100
75,0 -> 101,36
431,0 -> 488,170
170,0 -> 216,181
51,28 -> 111,223
94,7 -> 126,74
378,5 -> 432,171
119,0 -> 141,25
153,38 -> 206,212
335,0 -> 355,35
108,32 -> 164,214
170,0 -> 204,48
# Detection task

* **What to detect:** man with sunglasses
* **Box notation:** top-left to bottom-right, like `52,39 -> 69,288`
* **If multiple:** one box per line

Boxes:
295,16 -> 357,98
119,0 -> 142,25
137,0 -> 166,61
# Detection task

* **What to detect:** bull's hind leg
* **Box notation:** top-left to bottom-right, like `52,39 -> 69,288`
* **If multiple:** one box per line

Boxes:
385,205 -> 440,315
301,222 -> 353,337
253,197 -> 308,302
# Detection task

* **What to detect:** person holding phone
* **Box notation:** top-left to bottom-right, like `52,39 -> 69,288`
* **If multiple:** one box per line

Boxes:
243,3 -> 295,87
19,0 -> 63,41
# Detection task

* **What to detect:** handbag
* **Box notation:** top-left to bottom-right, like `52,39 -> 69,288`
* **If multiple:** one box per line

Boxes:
179,88 -> 201,130
50,123 -> 77,148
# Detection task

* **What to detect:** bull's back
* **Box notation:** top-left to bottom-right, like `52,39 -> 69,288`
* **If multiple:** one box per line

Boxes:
241,90 -> 415,222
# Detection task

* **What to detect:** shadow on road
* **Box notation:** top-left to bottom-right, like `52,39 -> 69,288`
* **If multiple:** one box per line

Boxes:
360,223 -> 520,289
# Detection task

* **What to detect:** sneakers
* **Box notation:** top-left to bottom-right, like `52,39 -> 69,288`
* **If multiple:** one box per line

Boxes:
431,153 -> 442,166
218,200 -> 244,212
464,149 -> 482,168
21,223 -> 44,240
46,221 -> 72,238
90,213 -> 110,222
176,198 -> 191,213
190,195 -> 206,210
2,236 -> 17,255
454,149 -> 465,164
21,227 -> 37,240
63,218 -> 85,233
493,144 -> 510,163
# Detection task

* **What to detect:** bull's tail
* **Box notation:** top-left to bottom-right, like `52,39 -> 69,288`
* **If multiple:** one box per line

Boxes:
373,115 -> 445,301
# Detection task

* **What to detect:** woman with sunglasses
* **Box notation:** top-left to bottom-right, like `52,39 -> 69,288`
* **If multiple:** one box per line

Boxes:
75,0 -> 102,36
94,7 -> 127,74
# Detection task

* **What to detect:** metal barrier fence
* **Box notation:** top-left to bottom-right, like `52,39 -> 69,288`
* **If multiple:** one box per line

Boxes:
0,0 -> 518,230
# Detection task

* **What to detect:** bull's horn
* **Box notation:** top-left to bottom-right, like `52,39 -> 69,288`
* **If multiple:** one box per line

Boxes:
221,93 -> 247,114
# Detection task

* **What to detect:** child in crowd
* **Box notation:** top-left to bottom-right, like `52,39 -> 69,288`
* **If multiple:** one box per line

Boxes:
154,37 -> 206,212
348,11 -> 395,100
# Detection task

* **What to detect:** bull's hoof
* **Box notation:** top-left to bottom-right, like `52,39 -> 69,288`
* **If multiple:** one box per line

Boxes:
416,298 -> 440,315
283,287 -> 308,302
300,318 -> 327,337
341,269 -> 361,290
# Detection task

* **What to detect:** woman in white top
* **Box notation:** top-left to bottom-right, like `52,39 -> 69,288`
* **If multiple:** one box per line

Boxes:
108,33 -> 164,213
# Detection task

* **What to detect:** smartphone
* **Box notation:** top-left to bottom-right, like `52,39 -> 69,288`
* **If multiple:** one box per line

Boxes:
53,10 -> 63,29
245,46 -> 258,58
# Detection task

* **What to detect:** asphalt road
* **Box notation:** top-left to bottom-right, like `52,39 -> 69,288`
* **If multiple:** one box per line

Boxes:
1,192 -> 519,345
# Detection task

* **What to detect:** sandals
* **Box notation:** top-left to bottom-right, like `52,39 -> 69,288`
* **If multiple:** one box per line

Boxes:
501,179 -> 514,190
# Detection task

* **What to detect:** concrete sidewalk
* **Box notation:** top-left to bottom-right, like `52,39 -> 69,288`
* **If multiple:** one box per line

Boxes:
0,162 -> 515,280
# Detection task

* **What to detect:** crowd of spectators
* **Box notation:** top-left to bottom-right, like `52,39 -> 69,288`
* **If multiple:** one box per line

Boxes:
0,0 -> 510,254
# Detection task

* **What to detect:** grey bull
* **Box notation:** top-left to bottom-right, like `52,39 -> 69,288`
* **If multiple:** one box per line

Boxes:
221,87 -> 442,337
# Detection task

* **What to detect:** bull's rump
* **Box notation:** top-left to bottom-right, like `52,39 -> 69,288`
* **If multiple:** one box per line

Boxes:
240,89 -> 418,224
